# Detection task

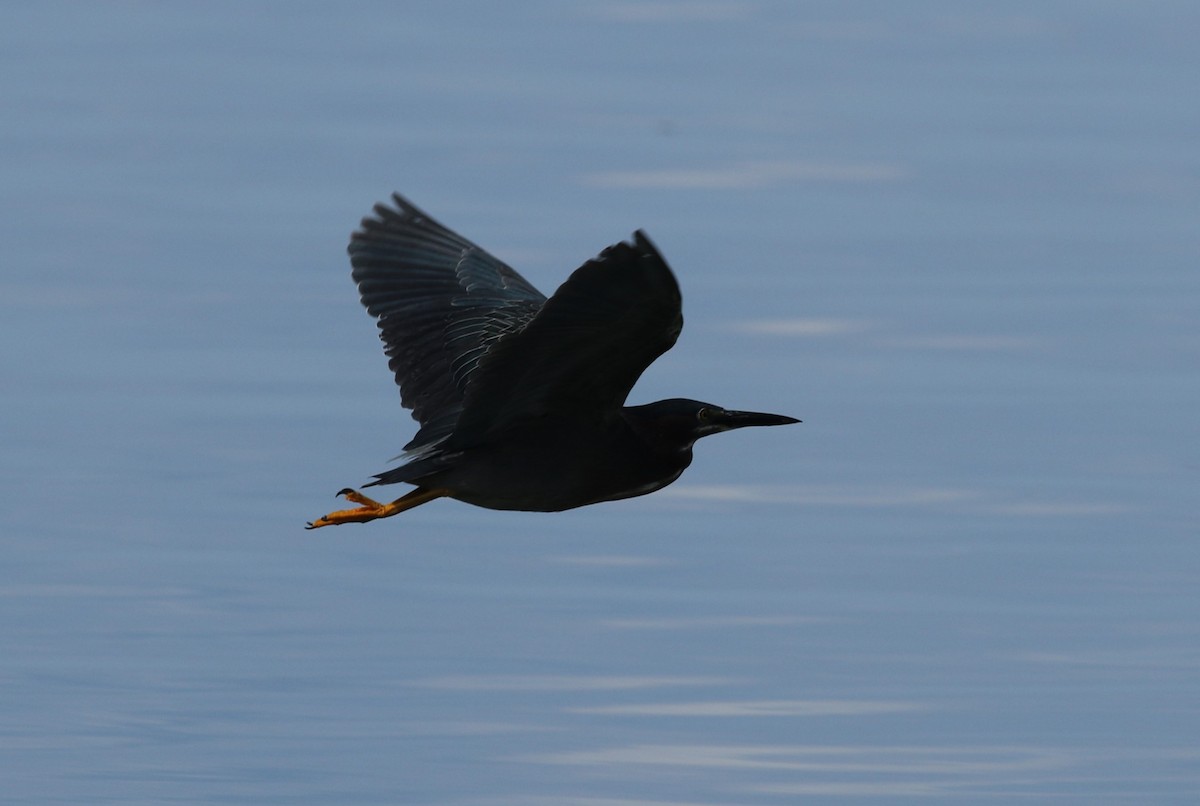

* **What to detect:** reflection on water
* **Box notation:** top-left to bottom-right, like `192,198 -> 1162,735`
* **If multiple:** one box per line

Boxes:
582,160 -> 912,190
411,675 -> 728,692
565,699 -> 922,717
661,483 -> 1130,516
600,615 -> 824,629
490,744 -> 1200,802
4,0 -> 1199,803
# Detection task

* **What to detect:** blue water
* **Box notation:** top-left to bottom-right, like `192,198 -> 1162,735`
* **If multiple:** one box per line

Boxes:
3,3 -> 1198,803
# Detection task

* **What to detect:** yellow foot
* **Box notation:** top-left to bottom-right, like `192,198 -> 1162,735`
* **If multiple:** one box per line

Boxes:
305,486 -> 448,529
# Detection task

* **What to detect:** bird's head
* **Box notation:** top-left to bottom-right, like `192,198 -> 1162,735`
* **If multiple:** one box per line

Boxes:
624,398 -> 800,452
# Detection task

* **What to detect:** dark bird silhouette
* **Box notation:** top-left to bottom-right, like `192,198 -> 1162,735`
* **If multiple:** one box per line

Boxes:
307,194 -> 799,528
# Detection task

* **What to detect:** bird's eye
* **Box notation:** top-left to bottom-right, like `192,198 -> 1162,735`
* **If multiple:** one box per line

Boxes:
697,407 -> 711,423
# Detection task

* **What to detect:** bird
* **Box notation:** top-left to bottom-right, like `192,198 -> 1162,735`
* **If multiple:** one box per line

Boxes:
306,194 -> 799,528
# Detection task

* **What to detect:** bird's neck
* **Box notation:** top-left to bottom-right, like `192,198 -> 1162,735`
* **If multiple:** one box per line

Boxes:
619,408 -> 696,463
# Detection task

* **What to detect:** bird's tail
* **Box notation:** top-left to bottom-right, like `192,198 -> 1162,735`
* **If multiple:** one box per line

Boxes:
363,450 -> 460,488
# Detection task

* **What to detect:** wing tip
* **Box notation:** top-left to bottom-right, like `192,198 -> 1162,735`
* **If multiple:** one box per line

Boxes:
348,192 -> 437,254
631,229 -> 670,266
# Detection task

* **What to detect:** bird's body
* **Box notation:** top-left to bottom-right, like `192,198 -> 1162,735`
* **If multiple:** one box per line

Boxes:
383,407 -> 688,512
307,194 -> 797,528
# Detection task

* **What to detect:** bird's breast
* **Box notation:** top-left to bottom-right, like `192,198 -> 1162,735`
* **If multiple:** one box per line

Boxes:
430,417 -> 690,512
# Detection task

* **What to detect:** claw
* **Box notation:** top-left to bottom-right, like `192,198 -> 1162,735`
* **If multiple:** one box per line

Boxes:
306,514 -> 344,530
305,486 -> 449,530
336,488 -> 355,497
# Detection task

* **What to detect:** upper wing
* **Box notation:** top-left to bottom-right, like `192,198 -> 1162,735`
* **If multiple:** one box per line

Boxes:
348,194 -> 546,452
449,231 -> 683,447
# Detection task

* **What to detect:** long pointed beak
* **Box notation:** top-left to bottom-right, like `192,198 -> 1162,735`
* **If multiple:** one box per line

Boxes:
718,409 -> 801,429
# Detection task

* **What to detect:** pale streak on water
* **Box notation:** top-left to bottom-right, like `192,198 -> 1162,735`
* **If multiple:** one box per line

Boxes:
2,2 -> 1198,804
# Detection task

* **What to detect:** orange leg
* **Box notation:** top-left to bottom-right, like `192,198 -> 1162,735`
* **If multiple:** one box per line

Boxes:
306,486 -> 448,529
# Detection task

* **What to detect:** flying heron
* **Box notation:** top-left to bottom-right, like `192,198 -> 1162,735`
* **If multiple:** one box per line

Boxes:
307,194 -> 798,528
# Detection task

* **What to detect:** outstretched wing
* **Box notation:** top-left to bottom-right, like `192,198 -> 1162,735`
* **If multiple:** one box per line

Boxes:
450,231 -> 683,447
348,194 -> 546,453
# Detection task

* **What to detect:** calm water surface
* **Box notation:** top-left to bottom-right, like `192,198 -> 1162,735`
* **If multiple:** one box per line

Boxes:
3,3 -> 1197,803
